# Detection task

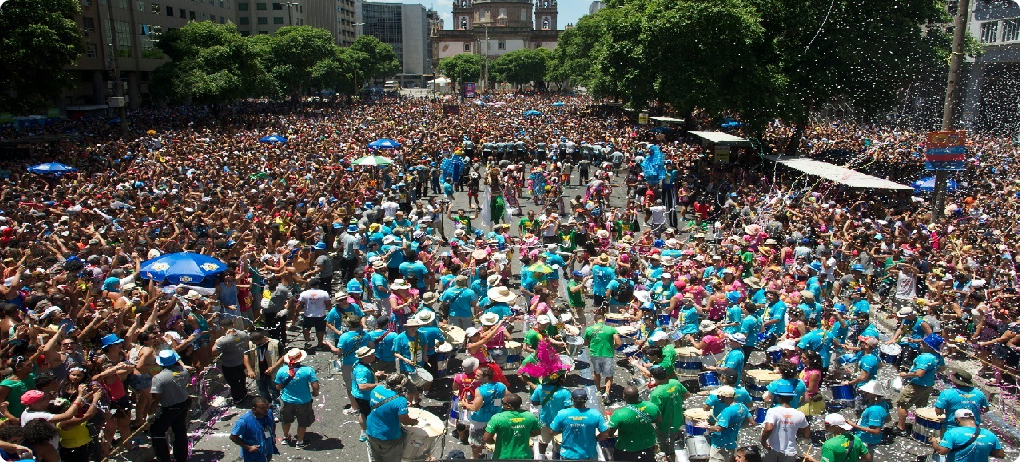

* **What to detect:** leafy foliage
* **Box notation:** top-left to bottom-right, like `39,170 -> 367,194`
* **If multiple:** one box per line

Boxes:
348,35 -> 401,81
490,48 -> 551,88
258,26 -> 341,96
437,53 -> 484,87
0,0 -> 84,113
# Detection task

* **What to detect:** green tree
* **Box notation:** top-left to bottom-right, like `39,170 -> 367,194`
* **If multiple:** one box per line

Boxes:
490,48 -> 550,89
260,26 -> 344,98
437,53 -> 483,88
0,0 -> 84,113
151,22 -> 274,104
347,35 -> 400,88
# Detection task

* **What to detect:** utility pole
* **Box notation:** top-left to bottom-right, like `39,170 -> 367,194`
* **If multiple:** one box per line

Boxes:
284,1 -> 299,26
104,0 -> 128,138
934,0 -> 970,220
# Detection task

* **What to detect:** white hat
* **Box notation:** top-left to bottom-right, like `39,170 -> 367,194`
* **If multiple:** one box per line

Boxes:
896,307 -> 915,317
184,290 -> 203,300
479,312 -> 499,326
824,413 -> 853,430
634,290 -> 652,304
465,327 -> 480,338
487,286 -> 518,303
404,317 -> 425,328
537,314 -> 551,324
954,408 -> 975,420
486,274 -> 502,287
726,333 -> 746,344
391,279 -> 411,290
355,346 -> 375,359
716,386 -> 735,398
285,348 -> 308,364
858,380 -> 887,397
699,320 -> 717,333
416,310 -> 436,325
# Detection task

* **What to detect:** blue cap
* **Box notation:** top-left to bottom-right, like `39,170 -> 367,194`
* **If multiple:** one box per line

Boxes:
834,303 -> 847,313
348,224 -> 359,232
809,261 -> 822,272
851,264 -> 864,271
571,388 -> 588,400
572,270 -> 584,277
923,334 -> 944,351
156,350 -> 180,367
100,333 -> 124,348
332,223 -> 343,229
773,384 -> 797,396
313,241 -> 327,250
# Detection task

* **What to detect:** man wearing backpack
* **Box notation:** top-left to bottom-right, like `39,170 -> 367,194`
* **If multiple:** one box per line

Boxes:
932,409 -> 1004,462
804,414 -> 871,462
606,276 -> 635,313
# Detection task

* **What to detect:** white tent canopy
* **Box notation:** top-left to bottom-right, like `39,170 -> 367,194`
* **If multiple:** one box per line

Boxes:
764,155 -> 912,190
689,131 -> 752,147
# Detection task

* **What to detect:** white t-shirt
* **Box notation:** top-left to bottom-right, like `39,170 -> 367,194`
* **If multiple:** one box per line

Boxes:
20,410 -> 60,449
895,271 -> 917,301
764,406 -> 808,456
298,289 -> 331,318
649,206 -> 667,224
380,201 -> 399,218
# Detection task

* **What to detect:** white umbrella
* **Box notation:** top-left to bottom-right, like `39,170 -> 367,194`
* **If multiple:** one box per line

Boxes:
352,155 -> 394,166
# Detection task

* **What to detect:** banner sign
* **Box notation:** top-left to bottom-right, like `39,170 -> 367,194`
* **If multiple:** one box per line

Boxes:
925,130 -> 966,171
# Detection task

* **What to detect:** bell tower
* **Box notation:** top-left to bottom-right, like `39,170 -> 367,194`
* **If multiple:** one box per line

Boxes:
534,0 -> 557,31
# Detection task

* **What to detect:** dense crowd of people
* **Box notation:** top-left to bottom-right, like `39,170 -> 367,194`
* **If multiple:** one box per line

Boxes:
0,93 -> 1016,462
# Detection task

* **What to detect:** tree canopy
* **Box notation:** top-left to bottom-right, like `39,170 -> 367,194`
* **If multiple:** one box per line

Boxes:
0,0 -> 84,113
437,53 -> 484,88
490,48 -> 551,88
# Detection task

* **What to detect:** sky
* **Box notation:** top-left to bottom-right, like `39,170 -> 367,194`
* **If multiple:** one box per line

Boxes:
368,0 -> 594,31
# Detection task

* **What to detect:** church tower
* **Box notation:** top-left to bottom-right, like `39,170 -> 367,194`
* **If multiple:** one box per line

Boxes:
534,0 -> 557,32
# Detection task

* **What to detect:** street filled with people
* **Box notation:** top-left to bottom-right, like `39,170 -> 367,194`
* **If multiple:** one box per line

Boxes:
0,93 -> 1018,462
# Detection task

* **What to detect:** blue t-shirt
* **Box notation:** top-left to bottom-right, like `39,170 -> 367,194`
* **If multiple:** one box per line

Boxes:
723,349 -> 746,384
485,303 -> 513,320
856,353 -> 880,386
679,306 -> 700,335
231,409 -> 277,462
551,407 -> 608,460
705,387 -> 753,419
935,387 -> 989,428
392,332 -> 426,373
274,366 -> 318,404
855,401 -> 890,446
366,385 -> 409,441
441,286 -> 477,318
368,329 -> 396,362
766,378 -> 808,408
418,326 -> 446,356
337,329 -> 372,365
351,362 -> 375,400
545,253 -> 566,280
530,385 -> 572,426
711,403 -> 750,449
724,306 -> 743,334
592,265 -> 615,295
370,272 -> 389,300
471,382 -> 507,423
741,315 -> 762,348
765,300 -> 787,337
909,353 -> 939,387
939,427 -> 1001,462
797,329 -> 824,351
399,261 -> 429,289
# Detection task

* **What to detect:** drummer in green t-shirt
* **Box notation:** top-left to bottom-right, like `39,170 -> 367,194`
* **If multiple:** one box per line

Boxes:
606,386 -> 661,461
483,394 -> 542,459
583,313 -> 621,402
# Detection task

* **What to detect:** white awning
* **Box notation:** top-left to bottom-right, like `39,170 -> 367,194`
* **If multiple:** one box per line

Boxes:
764,155 -> 913,190
650,116 -> 684,123
689,131 -> 751,147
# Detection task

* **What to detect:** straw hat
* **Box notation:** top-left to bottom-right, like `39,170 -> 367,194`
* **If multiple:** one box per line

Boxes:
372,260 -> 386,269
595,254 -> 610,265
487,286 -> 518,303
421,292 -> 439,304
416,310 -> 436,325
486,274 -> 502,287
285,348 -> 308,364
405,317 -> 425,328
472,249 -> 488,260
391,279 -> 411,290
479,312 -> 499,326
355,346 -> 375,359
699,320 -> 718,333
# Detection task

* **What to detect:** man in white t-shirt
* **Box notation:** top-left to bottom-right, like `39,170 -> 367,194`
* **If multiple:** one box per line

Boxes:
647,199 -> 667,235
760,387 -> 810,462
298,288 -> 331,350
380,197 -> 399,219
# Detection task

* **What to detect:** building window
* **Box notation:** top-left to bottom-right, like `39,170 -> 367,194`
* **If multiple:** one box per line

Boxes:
136,1 -> 144,11
240,30 -> 250,36
259,30 -> 269,34
166,5 -> 172,15
219,0 -> 224,7
521,8 -> 526,21
81,0 -> 91,6
541,16 -> 550,30
256,2 -> 266,9
273,16 -> 283,24
189,10 -> 195,19
117,0 -> 127,8
981,21 -> 998,43
272,2 -> 281,9
535,42 -> 542,48
1004,19 -> 1020,42
459,15 -> 468,29
239,16 -> 249,24
257,16 -> 268,24
497,40 -> 505,50
238,1 -> 248,9
151,2 -> 159,13
82,17 -> 95,32
200,12 -> 207,20
141,25 -> 163,58
179,7 -> 185,17
86,43 -> 98,58
464,42 -> 470,51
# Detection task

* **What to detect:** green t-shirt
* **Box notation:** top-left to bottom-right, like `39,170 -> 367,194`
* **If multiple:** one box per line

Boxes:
1,373 -> 35,418
650,380 -> 687,433
524,325 -> 558,349
820,434 -> 869,462
566,280 -> 585,307
518,217 -> 535,234
583,323 -> 618,358
658,344 -> 677,378
486,410 -> 541,459
609,401 -> 660,452
521,354 -> 540,384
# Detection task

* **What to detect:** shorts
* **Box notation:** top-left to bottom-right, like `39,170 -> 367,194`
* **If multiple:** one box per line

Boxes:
355,398 -> 371,417
280,401 -> 315,427
127,373 -> 152,391
368,434 -> 406,462
341,364 -> 354,395
656,427 -> 682,450
449,316 -> 473,330
896,383 -> 933,409
591,356 -> 616,377
469,420 -> 488,446
762,450 -> 800,462
540,426 -> 558,445
303,316 -> 327,331
375,360 -> 397,375
710,446 -> 735,462
108,396 -> 132,418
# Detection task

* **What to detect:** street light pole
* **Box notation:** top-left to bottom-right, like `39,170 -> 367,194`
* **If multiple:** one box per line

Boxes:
933,0 -> 970,220
284,1 -> 298,26
104,0 -> 128,138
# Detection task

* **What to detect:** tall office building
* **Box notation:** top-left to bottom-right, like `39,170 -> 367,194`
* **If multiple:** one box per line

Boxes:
305,0 -> 358,45
588,1 -> 604,15
359,2 -> 433,76
235,0 -> 306,36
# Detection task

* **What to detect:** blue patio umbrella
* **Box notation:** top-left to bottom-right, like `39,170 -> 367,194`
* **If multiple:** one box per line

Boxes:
552,102 -> 565,107
139,252 -> 228,285
649,126 -> 674,134
913,176 -> 957,192
259,135 -> 287,143
368,138 -> 402,150
27,162 -> 77,176
523,109 -> 543,116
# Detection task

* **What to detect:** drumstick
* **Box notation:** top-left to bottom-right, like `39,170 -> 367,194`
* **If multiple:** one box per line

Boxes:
100,421 -> 149,462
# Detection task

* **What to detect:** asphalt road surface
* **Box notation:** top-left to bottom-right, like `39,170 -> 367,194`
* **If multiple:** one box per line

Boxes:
118,170 -> 1020,462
